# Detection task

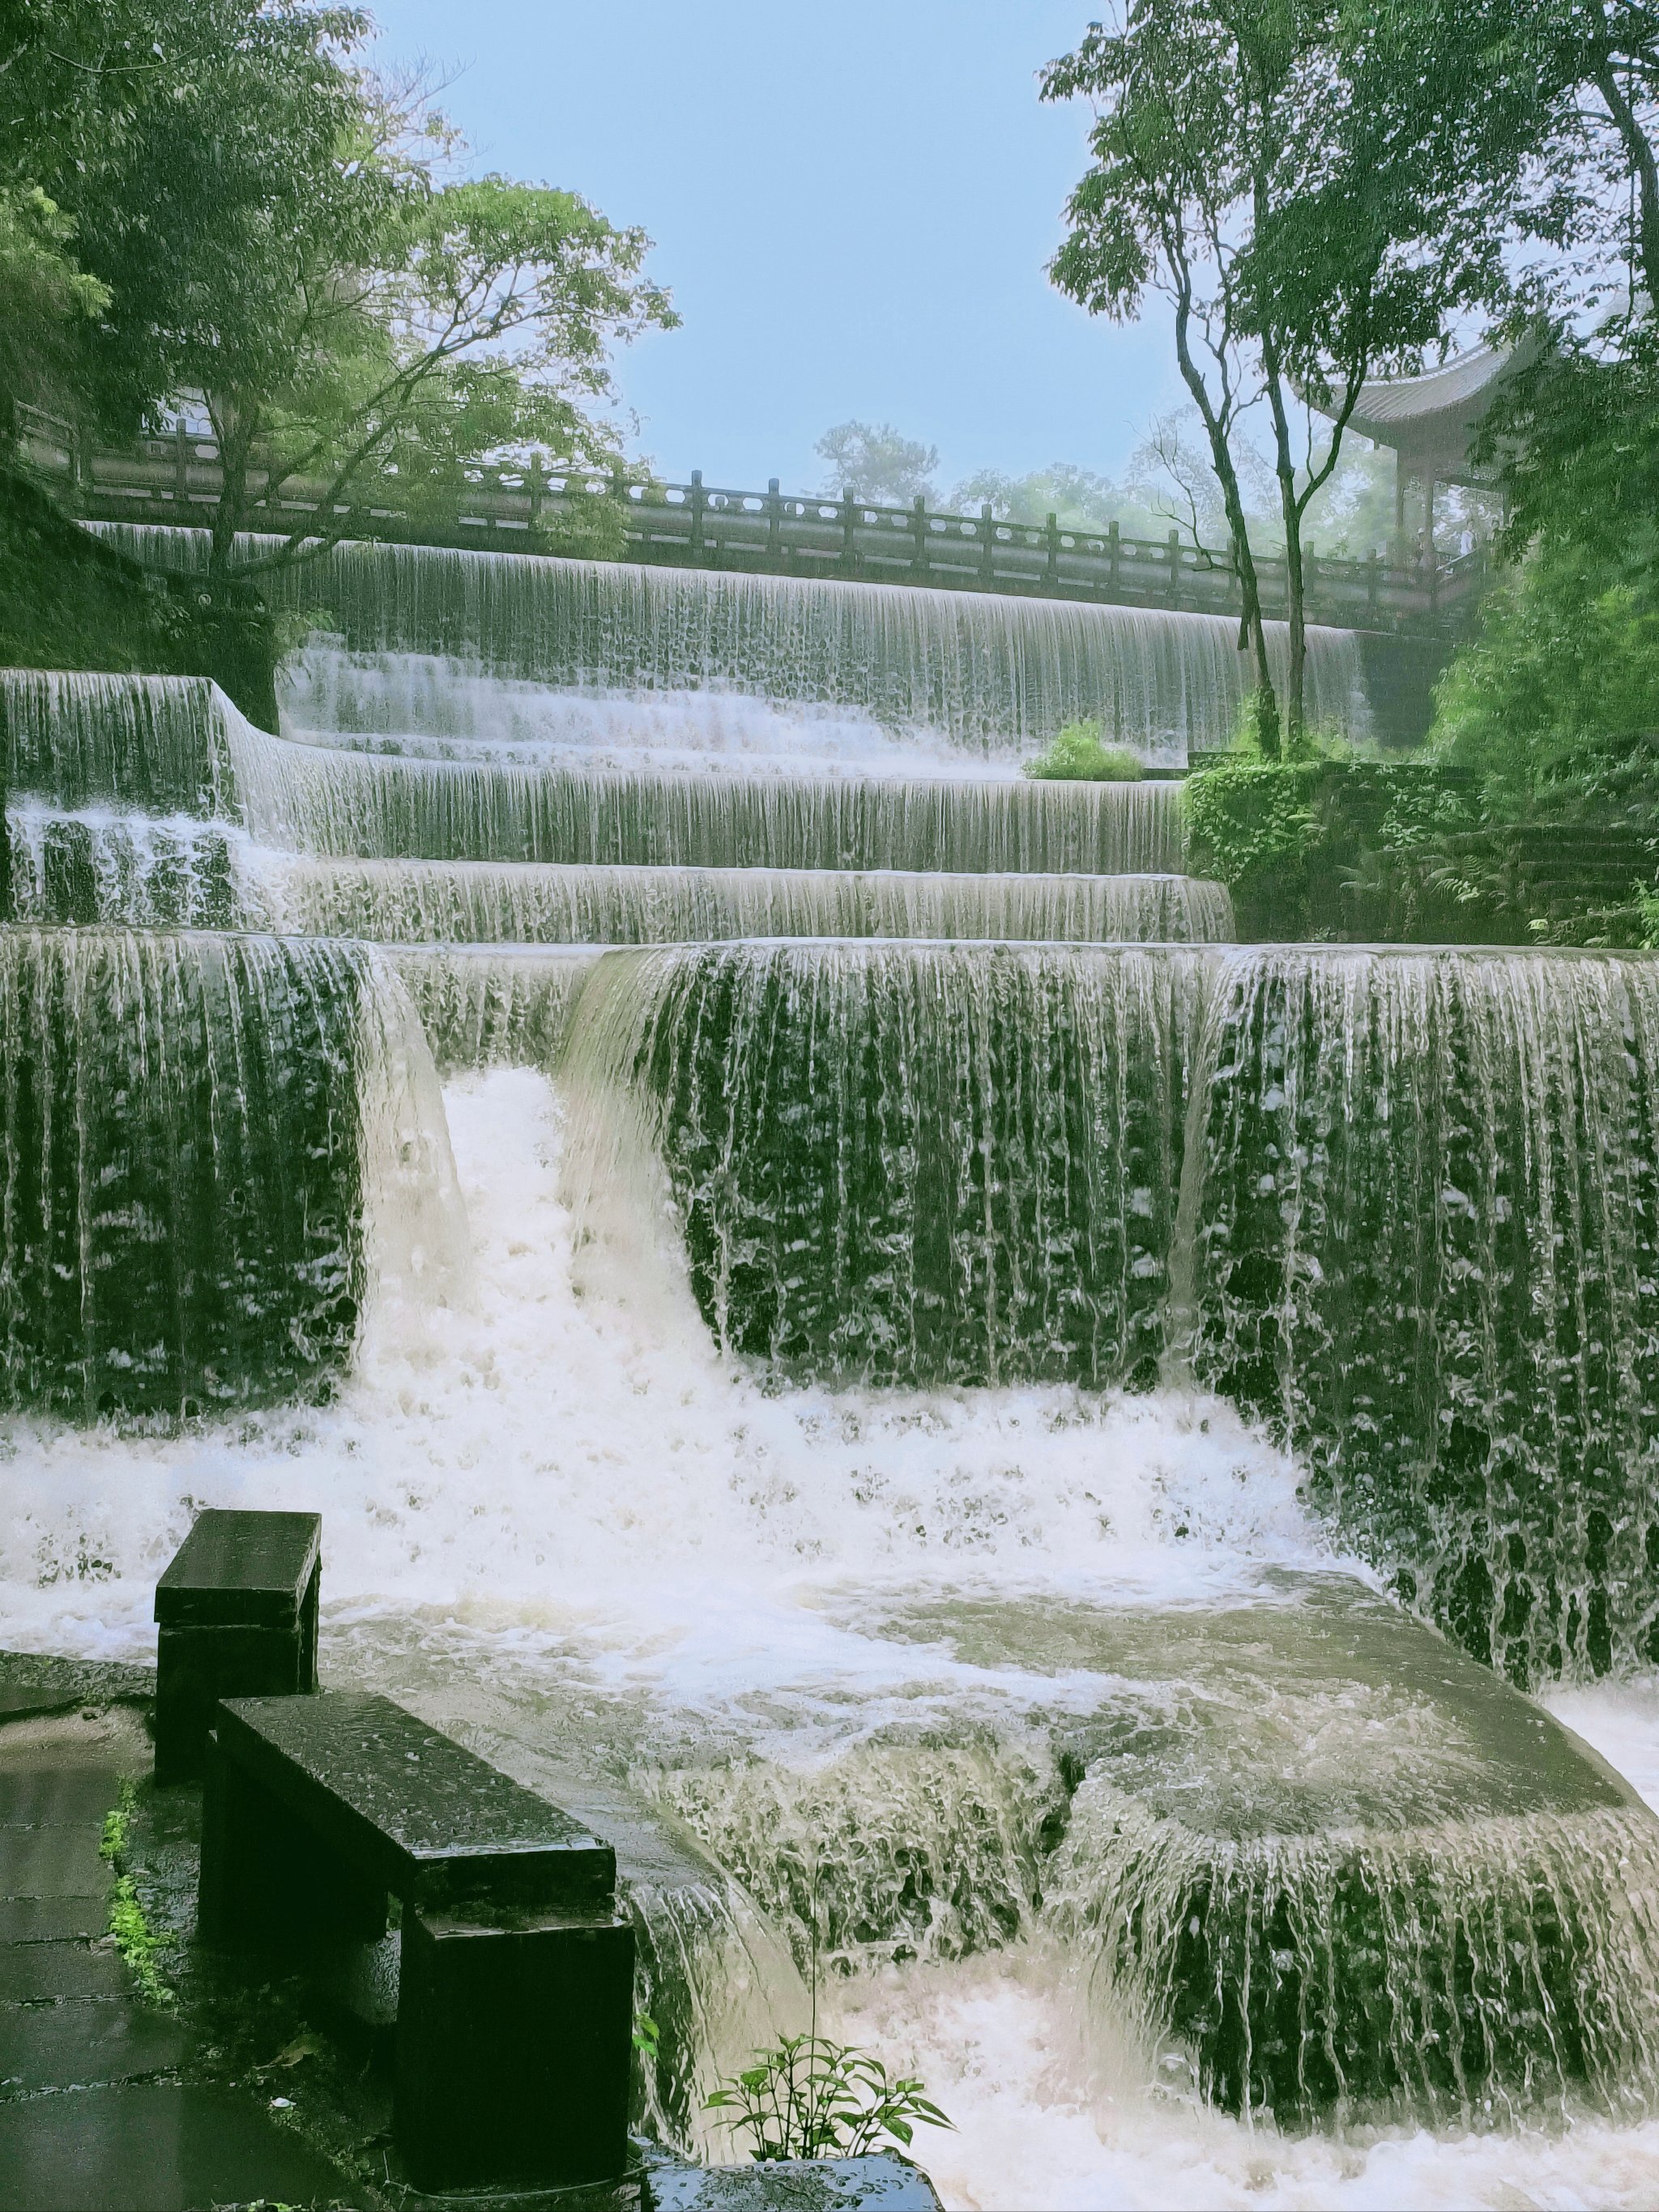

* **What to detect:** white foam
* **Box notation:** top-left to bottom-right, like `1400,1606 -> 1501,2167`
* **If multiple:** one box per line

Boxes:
0,1067 -> 1324,1679
280,650 -> 1027,780
7,1066 -> 1659,2207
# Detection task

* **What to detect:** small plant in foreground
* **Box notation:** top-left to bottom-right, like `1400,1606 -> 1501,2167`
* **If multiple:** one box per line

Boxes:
1022,718 -> 1144,780
99,1781 -> 174,2009
705,2034 -> 953,2162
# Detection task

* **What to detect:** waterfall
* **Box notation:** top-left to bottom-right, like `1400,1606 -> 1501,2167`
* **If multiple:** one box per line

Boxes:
8,803 -> 278,930
226,722 -> 1191,872
553,940 -> 1659,1681
1,667 -> 232,814
19,531 -> 1659,2184
273,858 -> 1235,947
557,942 -> 1206,1394
0,926 -> 458,1420
90,525 -> 1374,759
1043,1569 -> 1659,2128
1181,945 -> 1659,1685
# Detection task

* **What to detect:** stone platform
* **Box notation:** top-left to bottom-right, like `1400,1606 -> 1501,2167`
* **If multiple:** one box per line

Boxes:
0,1652 -> 939,2211
864,1573 -> 1659,2125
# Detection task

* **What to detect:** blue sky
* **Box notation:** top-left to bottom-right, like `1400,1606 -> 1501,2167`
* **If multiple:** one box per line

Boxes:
368,1 -> 1183,497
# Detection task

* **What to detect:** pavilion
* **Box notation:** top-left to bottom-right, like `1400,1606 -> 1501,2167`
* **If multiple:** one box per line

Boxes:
1320,339 -> 1537,554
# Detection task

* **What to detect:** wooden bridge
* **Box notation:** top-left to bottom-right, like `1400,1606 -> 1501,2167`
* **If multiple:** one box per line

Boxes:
19,407 -> 1482,637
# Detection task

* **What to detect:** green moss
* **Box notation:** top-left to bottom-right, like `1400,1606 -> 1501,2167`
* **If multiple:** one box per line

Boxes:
108,1872 -> 175,2010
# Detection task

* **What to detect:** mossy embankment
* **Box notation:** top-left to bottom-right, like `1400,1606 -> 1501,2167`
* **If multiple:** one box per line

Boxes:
0,469 -> 279,727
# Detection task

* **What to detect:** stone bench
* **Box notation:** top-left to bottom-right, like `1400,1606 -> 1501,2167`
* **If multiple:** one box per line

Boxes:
199,1690 -> 633,2193
154,1509 -> 320,1785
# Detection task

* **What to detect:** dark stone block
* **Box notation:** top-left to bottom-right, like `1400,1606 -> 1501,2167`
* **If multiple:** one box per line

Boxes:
154,1509 -> 321,1630
210,1692 -> 615,1916
198,1690 -> 634,2195
394,1906 -> 635,2194
198,1733 -> 387,1952
0,1941 -> 130,2000
0,2081 -> 355,2211
0,1996 -> 186,2091
153,1510 -> 320,1784
155,1622 -> 316,1788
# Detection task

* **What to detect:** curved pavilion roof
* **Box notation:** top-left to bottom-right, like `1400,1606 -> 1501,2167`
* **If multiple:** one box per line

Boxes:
1324,341 -> 1534,486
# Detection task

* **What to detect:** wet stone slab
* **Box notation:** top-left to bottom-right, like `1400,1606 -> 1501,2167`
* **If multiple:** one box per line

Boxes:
0,1652 -> 155,1724
0,1702 -> 360,2208
0,2081 -> 354,2211
644,2150 -> 941,2212
858,1572 -> 1659,2126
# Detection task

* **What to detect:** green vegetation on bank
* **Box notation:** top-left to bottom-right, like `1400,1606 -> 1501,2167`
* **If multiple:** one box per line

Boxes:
0,471 -> 278,722
1022,720 -> 1144,782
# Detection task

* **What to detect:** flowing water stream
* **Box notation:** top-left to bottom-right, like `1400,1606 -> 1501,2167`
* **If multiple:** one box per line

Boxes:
3,543 -> 1659,2207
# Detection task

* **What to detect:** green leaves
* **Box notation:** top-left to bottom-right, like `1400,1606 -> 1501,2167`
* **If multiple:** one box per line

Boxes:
703,2034 -> 954,2164
1022,719 -> 1145,781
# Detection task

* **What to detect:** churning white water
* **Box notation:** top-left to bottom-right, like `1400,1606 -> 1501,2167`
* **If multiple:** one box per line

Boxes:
4,1068 -> 1659,2208
6,542 -> 1658,2206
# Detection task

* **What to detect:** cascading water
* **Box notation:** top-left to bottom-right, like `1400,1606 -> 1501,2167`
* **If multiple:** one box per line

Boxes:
560,938 -> 1659,1681
7,535 -> 1659,2207
0,928 -> 381,1417
228,724 -> 1192,872
93,524 -> 1373,762
271,857 -> 1235,947
7,803 -> 278,930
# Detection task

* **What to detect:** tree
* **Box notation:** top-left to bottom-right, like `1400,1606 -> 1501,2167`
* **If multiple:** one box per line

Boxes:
45,22 -> 676,584
1043,2 -> 1497,749
814,420 -> 939,504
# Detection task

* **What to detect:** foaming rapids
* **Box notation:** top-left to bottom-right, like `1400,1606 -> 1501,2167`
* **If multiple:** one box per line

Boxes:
6,1065 -> 1659,2197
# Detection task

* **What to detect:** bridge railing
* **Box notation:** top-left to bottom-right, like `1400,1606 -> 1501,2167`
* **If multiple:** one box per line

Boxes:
16,405 -> 1479,635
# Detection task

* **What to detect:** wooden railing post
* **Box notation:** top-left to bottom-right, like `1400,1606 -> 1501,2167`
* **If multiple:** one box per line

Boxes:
979,502 -> 996,586
842,488 -> 859,569
1108,519 -> 1121,592
527,453 -> 546,533
174,418 -> 190,509
1367,548 -> 1380,620
1046,512 -> 1060,585
689,469 -> 706,556
913,495 -> 930,577
1166,528 -> 1181,608
767,476 -> 782,560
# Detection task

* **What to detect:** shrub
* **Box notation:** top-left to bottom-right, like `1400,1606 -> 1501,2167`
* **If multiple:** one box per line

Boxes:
706,2035 -> 953,2163
1022,718 -> 1144,780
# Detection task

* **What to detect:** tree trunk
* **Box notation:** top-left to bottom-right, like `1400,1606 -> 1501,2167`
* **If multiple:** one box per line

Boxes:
1172,293 -> 1280,755
1593,53 -> 1659,309
1262,357 -> 1307,748
205,399 -> 254,587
